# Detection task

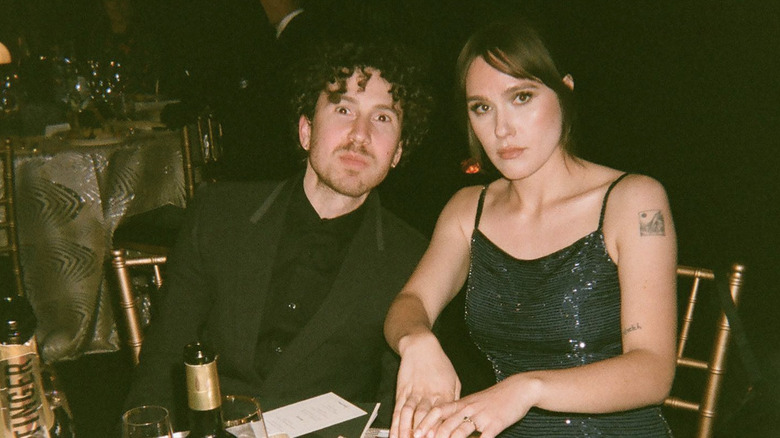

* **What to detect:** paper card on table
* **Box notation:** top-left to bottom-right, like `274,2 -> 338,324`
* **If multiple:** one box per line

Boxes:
259,392 -> 367,438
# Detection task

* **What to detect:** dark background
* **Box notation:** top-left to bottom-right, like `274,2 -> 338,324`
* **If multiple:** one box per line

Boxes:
6,0 -> 779,436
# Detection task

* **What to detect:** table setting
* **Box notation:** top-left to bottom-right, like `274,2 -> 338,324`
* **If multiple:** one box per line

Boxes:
0,49 -> 200,362
8,125 -> 185,362
1,56 -> 191,361
122,392 -> 383,438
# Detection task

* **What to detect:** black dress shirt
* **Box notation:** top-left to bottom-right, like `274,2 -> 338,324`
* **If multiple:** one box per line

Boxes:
255,180 -> 366,377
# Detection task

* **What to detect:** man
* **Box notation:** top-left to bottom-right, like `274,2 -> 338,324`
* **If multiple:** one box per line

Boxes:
123,41 -> 432,429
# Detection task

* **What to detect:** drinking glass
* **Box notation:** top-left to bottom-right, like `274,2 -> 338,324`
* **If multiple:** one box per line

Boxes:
122,405 -> 174,438
0,70 -> 22,135
222,395 -> 268,438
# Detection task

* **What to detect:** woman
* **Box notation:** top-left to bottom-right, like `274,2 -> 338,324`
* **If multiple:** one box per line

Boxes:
384,19 -> 677,437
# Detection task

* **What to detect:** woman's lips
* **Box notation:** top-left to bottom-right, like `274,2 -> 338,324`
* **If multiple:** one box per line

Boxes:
497,147 -> 526,160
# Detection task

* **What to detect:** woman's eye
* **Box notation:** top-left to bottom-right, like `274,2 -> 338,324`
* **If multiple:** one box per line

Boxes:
376,114 -> 392,123
514,92 -> 533,104
336,107 -> 350,115
469,103 -> 490,115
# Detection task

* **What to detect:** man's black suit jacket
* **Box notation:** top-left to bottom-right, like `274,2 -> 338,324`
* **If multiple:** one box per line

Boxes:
124,177 -> 428,428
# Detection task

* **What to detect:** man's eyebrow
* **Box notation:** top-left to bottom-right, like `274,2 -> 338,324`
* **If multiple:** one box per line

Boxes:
335,95 -> 357,104
375,103 -> 401,116
327,95 -> 401,116
466,94 -> 486,103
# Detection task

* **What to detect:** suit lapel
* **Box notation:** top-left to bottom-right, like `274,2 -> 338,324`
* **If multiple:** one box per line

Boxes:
262,193 -> 386,387
229,180 -> 292,368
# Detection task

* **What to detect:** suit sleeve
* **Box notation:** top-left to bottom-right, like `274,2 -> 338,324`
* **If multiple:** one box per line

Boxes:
373,217 -> 429,426
374,345 -> 401,427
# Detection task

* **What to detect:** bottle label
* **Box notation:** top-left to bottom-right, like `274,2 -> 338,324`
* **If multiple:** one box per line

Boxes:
0,338 -> 55,437
185,361 -> 222,411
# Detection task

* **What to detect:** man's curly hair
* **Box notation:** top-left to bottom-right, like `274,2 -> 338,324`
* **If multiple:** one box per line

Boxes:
289,40 -> 433,162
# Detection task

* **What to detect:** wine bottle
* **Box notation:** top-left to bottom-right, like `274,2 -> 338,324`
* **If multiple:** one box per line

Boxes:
0,295 -> 75,437
184,341 -> 237,438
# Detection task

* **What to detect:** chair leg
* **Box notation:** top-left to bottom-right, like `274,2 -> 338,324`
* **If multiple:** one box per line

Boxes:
110,249 -> 144,366
696,264 -> 746,438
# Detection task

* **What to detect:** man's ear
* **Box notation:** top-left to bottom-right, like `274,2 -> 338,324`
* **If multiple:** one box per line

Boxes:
563,74 -> 574,91
391,141 -> 404,168
298,115 -> 312,151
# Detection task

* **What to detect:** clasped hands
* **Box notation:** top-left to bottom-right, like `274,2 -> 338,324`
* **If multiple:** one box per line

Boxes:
391,336 -> 534,438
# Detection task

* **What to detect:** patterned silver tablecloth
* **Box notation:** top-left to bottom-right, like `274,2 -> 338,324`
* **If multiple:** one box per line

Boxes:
8,130 -> 186,362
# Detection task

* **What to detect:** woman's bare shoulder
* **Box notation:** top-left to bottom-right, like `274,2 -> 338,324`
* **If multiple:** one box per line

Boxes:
609,173 -> 669,206
602,172 -> 672,238
436,183 -> 494,235
579,161 -> 667,203
444,184 -> 490,212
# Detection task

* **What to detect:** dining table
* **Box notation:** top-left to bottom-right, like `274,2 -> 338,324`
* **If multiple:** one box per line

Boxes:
6,121 -> 187,362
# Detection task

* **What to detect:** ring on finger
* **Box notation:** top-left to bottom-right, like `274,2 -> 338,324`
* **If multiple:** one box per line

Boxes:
462,416 -> 479,431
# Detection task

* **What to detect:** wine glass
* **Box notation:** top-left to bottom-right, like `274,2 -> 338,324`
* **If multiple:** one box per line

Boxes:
66,68 -> 93,133
0,70 -> 23,135
122,405 -> 174,438
92,59 -> 127,119
222,395 -> 267,438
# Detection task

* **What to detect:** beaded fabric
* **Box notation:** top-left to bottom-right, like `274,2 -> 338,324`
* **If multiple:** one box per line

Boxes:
465,174 -> 672,437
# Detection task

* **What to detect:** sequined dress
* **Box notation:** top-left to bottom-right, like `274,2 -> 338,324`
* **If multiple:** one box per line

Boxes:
465,175 -> 672,437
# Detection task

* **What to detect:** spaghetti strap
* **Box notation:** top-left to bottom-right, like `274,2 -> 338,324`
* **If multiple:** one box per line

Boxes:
598,173 -> 630,230
474,185 -> 488,230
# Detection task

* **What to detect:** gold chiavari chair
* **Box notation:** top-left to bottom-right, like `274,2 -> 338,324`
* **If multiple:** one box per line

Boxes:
0,138 -> 24,297
664,263 -> 747,438
110,249 -> 167,366
113,111 -> 222,252
110,112 -> 221,365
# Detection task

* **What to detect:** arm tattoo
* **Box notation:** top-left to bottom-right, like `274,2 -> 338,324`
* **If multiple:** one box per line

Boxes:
639,210 -> 665,236
622,323 -> 643,335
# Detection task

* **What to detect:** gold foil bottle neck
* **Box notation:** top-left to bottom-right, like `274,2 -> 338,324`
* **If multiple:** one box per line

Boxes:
185,360 -> 222,411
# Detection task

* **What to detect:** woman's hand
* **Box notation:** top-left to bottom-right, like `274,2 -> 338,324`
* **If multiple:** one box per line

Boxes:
391,333 -> 461,438
414,374 -> 541,438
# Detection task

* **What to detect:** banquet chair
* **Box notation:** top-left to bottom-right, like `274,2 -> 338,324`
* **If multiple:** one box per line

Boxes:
113,111 -> 223,251
110,111 -> 220,364
110,248 -> 167,365
664,263 -> 747,438
181,111 -> 223,200
0,137 -> 24,297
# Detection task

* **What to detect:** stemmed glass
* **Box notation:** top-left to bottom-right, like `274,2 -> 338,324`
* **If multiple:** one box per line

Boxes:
122,405 -> 174,438
87,59 -> 126,118
0,70 -> 22,135
65,63 -> 94,133
223,395 -> 268,438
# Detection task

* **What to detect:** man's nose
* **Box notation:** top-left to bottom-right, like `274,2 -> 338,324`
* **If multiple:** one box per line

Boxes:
348,116 -> 371,145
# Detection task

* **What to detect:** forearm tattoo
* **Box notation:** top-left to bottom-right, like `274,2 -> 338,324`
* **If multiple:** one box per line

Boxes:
622,323 -> 642,335
639,210 -> 665,236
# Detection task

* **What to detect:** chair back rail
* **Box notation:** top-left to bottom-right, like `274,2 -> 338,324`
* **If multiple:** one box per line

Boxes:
1,138 -> 24,297
664,263 -> 746,438
181,112 -> 223,201
110,248 -> 167,366
180,125 -> 196,201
